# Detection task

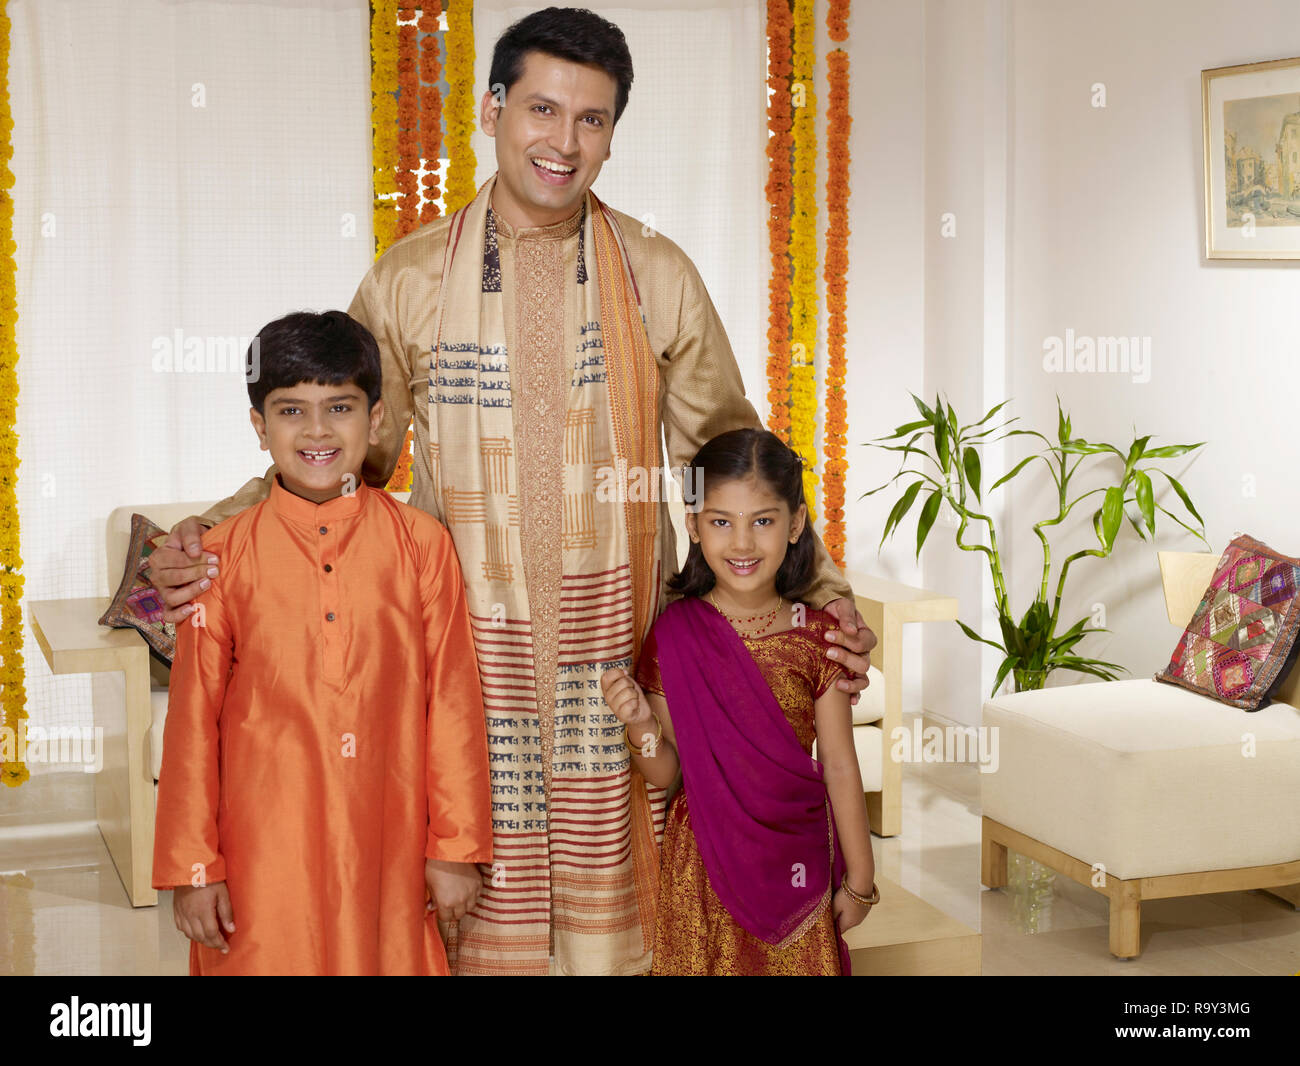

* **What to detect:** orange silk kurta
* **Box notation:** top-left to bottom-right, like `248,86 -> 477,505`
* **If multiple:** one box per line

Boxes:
152,475 -> 493,975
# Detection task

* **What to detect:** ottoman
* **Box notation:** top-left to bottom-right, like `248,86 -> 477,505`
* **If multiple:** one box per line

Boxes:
980,678 -> 1300,957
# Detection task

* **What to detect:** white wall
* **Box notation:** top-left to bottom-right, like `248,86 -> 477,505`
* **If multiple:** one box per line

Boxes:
1006,0 -> 1300,690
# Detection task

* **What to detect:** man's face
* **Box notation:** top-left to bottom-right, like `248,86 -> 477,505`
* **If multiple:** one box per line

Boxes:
481,50 -> 617,229
249,381 -> 382,504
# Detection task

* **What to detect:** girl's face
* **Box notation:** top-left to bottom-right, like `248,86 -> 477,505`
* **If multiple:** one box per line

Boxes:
686,474 -> 806,600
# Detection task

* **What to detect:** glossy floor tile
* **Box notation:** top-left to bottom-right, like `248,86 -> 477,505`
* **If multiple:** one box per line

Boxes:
2,712 -> 1298,976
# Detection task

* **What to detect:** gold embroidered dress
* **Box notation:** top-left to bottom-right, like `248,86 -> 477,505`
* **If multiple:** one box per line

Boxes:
636,609 -> 852,975
199,176 -> 853,976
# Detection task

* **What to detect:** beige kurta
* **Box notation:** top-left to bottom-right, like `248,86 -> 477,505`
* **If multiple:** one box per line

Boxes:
199,188 -> 854,975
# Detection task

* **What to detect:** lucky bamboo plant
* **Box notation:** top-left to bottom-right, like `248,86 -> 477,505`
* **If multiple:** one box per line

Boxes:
863,395 -> 1209,694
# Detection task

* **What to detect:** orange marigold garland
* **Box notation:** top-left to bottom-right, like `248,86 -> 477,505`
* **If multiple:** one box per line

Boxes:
0,3 -> 27,787
788,0 -> 819,520
419,3 -> 444,225
395,9 -> 421,239
823,3 -> 851,566
764,0 -> 794,444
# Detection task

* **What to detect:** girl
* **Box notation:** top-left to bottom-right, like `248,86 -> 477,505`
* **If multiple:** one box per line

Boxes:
601,428 -> 877,975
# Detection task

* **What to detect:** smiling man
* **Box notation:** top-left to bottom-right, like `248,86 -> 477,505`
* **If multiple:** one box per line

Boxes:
149,6 -> 875,976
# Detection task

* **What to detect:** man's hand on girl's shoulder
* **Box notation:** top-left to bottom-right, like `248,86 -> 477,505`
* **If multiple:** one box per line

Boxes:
819,597 -> 877,706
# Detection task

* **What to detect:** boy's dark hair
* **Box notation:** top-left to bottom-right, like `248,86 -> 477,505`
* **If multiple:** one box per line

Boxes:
669,428 -> 816,600
246,310 -> 381,414
489,7 -> 634,126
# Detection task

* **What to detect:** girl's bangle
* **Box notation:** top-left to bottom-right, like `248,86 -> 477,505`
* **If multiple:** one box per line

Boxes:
841,876 -> 880,907
624,713 -> 662,756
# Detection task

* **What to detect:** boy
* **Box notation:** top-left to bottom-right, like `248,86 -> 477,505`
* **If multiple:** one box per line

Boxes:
152,310 -> 492,975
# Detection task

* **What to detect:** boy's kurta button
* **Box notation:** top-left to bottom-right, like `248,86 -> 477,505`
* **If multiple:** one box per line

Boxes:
323,563 -> 333,572
319,526 -> 328,534
326,612 -> 335,621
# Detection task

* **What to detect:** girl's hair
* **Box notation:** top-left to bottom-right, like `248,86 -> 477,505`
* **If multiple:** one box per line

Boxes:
669,428 -> 816,600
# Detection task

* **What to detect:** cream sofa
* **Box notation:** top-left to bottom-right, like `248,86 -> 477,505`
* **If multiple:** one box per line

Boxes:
980,550 -> 1300,958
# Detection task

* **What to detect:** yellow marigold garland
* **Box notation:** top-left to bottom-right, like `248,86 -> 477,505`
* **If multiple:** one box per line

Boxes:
789,0 -> 819,520
371,0 -> 400,258
443,0 -> 476,213
823,3 -> 851,566
0,6 -> 28,787
764,0 -> 793,444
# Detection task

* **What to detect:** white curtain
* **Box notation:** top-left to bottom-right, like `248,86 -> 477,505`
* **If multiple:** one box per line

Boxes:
11,0 -> 373,748
11,0 -> 769,750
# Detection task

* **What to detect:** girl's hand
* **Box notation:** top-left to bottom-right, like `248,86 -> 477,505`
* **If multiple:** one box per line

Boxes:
173,882 -> 235,953
426,859 -> 482,923
832,886 -> 873,933
600,667 -> 653,729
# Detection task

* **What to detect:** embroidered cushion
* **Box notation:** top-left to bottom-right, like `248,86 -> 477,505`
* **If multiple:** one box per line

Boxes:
1155,534 -> 1300,710
98,513 -> 177,665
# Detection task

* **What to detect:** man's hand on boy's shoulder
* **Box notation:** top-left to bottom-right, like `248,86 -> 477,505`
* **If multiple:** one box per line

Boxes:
147,516 -> 220,623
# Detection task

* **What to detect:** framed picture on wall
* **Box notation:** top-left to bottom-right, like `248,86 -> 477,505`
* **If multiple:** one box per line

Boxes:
1203,55 -> 1300,259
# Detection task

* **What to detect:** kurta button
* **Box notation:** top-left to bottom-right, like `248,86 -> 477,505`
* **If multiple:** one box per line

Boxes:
325,612 -> 335,621
319,526 -> 328,534
323,563 -> 333,572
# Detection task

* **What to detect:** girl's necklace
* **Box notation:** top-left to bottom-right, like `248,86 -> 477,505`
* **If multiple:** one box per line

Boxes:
708,590 -> 785,637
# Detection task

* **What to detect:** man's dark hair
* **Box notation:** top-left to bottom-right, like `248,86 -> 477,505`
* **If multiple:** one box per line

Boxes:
246,310 -> 381,415
489,7 -> 634,125
669,428 -> 816,601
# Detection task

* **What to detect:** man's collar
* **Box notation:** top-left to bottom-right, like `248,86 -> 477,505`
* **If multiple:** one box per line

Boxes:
488,177 -> 584,241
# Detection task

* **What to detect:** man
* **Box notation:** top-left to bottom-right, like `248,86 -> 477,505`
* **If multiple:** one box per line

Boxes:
150,6 -> 875,976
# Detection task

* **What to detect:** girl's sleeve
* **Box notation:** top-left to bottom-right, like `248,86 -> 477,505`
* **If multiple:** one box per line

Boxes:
420,519 -> 494,864
152,580 -> 233,889
634,624 -> 665,697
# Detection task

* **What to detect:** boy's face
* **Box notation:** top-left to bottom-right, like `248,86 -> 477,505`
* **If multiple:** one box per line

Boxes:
249,381 -> 383,504
481,50 -> 617,230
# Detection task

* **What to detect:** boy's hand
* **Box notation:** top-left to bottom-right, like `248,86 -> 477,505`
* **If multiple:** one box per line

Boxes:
173,882 -> 235,953
600,667 -> 653,729
425,859 -> 482,924
147,516 -> 220,624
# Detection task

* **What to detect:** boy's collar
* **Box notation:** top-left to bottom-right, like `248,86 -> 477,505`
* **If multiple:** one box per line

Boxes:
270,472 -> 369,526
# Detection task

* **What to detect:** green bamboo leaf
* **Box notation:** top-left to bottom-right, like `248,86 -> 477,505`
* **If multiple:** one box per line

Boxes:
1101,485 -> 1124,549
916,490 -> 943,558
1144,443 -> 1204,459
1135,470 -> 1155,535
888,419 -> 932,438
989,454 -> 1040,493
912,393 -> 936,423
991,656 -> 1016,697
879,479 -> 923,548
963,446 -> 982,500
1159,471 -> 1204,526
971,400 -> 1011,429
956,618 -> 1006,652
946,402 -> 960,444
1126,435 -> 1151,472
935,414 -> 950,472
1061,439 -> 1119,456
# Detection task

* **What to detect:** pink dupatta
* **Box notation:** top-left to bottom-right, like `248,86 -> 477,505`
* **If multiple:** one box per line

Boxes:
653,596 -> 851,974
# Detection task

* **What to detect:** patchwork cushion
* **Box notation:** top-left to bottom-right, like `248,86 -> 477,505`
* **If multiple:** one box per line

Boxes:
1156,534 -> 1300,709
97,514 -> 177,665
